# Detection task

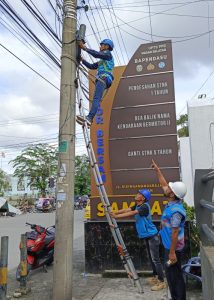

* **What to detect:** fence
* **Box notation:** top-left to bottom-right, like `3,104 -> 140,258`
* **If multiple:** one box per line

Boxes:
194,169 -> 214,300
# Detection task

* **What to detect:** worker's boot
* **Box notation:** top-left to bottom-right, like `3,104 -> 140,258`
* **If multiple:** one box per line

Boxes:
151,279 -> 167,291
146,276 -> 158,285
76,115 -> 92,127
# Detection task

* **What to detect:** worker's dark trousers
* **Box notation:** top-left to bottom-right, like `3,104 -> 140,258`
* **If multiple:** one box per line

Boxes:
87,79 -> 106,121
164,249 -> 186,300
145,235 -> 164,281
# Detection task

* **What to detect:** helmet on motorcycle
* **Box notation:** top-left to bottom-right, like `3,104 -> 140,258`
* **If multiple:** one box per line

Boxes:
43,199 -> 50,208
138,189 -> 151,201
100,39 -> 114,51
168,181 -> 187,199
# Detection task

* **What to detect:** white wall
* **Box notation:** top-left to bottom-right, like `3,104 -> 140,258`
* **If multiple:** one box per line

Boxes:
180,137 -> 194,206
188,99 -> 214,176
5,175 -> 38,197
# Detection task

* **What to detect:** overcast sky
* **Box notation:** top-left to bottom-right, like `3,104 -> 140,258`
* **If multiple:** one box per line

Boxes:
0,0 -> 214,173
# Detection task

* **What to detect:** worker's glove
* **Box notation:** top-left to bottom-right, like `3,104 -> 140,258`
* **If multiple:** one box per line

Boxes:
78,41 -> 86,50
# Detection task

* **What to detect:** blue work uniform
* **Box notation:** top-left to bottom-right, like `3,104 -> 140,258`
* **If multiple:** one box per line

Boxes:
82,48 -> 114,122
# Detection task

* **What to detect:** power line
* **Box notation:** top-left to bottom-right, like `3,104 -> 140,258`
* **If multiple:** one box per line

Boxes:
107,0 -> 129,63
0,16 -> 61,75
0,0 -> 61,67
190,69 -> 214,100
0,112 -> 58,122
22,0 -> 62,45
0,42 -> 60,91
96,0 -> 214,9
94,17 -> 214,44
101,0 -> 126,64
148,0 -> 153,42
95,0 -> 123,65
89,1 -> 211,40
88,2 -> 102,41
110,8 -> 214,19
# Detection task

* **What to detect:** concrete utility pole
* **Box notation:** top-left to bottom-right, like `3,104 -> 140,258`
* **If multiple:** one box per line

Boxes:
53,0 -> 77,299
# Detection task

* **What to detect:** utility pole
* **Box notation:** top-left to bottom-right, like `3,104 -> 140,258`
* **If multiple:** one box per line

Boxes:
53,0 -> 77,299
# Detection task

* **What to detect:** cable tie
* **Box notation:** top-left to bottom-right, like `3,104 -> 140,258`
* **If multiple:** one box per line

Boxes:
61,54 -> 78,65
63,39 -> 76,45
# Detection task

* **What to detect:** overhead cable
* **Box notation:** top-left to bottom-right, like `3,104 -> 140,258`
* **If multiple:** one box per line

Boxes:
0,42 -> 60,91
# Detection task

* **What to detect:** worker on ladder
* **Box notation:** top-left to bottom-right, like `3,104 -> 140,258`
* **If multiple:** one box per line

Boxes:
110,189 -> 166,292
76,39 -> 114,127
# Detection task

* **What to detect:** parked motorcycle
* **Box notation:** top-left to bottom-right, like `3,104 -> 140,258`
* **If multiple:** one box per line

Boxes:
16,222 -> 55,280
35,198 -> 53,213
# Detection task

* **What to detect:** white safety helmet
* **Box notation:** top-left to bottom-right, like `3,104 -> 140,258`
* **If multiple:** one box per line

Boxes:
168,181 -> 187,199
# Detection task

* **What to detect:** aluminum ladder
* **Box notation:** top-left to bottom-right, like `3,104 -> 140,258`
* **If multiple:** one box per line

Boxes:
77,96 -> 143,293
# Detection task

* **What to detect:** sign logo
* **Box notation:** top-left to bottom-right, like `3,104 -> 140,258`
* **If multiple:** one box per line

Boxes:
147,63 -> 155,71
136,64 -> 143,72
158,61 -> 166,69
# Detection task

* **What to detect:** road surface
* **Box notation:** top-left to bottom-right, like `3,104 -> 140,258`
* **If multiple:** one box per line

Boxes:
0,210 -> 84,270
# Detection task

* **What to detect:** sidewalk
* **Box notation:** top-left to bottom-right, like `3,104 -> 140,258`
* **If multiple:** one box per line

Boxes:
7,250 -> 203,300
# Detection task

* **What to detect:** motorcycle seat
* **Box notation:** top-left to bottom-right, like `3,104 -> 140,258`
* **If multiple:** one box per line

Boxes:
44,235 -> 54,245
26,231 -> 38,240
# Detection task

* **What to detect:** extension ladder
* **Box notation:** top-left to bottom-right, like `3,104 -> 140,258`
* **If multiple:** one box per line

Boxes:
76,95 -> 143,294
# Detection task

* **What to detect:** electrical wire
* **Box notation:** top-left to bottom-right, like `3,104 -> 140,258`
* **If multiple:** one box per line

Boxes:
22,0 -> 62,45
102,0 -> 126,64
0,0 -> 61,67
95,0 -> 122,65
0,42 -> 60,91
89,1 -> 212,40
0,16 -> 61,75
148,0 -> 153,42
96,0 -> 214,9
88,1 -> 102,41
190,69 -> 214,100
108,0 -> 129,63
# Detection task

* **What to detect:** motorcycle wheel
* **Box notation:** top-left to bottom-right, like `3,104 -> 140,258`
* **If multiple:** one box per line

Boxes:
46,257 -> 54,266
16,263 -> 32,281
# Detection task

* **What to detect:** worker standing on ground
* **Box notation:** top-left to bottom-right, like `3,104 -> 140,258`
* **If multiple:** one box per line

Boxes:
151,159 -> 187,300
76,39 -> 114,127
110,189 -> 166,292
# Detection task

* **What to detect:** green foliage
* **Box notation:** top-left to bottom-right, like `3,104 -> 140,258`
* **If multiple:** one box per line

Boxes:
177,114 -> 189,137
10,144 -> 91,196
178,126 -> 189,138
0,169 -> 10,196
183,202 -> 200,256
10,143 -> 58,194
75,154 -> 90,196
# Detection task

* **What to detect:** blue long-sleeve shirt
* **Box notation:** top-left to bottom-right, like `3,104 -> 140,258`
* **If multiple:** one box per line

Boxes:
82,48 -> 113,70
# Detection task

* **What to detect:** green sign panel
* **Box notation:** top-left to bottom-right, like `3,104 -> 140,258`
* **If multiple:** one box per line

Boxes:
59,140 -> 68,153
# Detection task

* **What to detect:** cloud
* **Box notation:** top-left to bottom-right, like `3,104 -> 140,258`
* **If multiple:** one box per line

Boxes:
1,0 -> 214,173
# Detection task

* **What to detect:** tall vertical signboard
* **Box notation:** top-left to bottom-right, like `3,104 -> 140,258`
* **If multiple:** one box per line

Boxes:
90,40 -> 180,220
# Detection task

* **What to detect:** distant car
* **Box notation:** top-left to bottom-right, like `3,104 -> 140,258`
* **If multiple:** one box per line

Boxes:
84,199 -> 91,219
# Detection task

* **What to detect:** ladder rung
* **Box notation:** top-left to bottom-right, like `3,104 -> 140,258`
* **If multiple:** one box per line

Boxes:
77,98 -> 143,293
117,245 -> 125,256
96,184 -> 102,187
109,224 -> 118,229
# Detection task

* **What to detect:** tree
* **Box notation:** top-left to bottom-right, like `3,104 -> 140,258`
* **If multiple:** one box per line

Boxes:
10,143 -> 58,194
183,202 -> 200,256
0,169 -> 10,196
75,154 -> 90,195
177,114 -> 189,137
